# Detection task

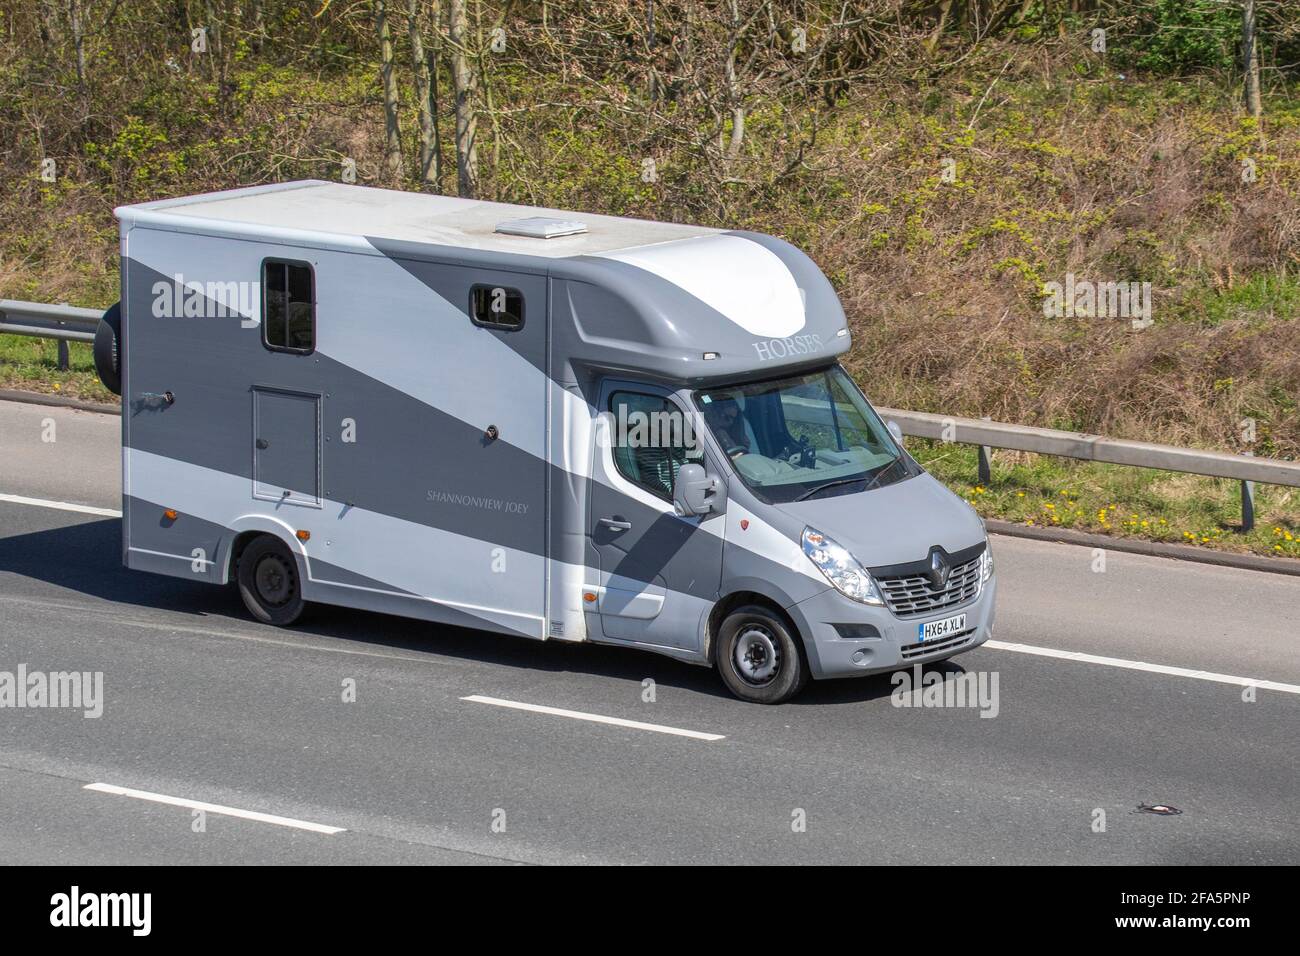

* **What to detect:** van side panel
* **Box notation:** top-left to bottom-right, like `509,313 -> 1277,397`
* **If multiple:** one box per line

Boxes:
121,226 -> 550,638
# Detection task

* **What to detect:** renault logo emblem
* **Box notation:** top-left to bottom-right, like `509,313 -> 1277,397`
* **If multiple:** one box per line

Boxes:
926,551 -> 951,590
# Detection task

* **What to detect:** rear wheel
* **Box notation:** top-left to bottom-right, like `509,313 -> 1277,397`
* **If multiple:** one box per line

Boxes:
236,535 -> 305,626
92,302 -> 122,395
714,604 -> 808,704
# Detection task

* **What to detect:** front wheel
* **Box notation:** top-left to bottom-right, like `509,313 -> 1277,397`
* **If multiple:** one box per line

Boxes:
236,535 -> 305,626
714,605 -> 808,704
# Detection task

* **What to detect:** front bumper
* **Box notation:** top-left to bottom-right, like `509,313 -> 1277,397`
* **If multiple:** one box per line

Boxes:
788,575 -> 997,679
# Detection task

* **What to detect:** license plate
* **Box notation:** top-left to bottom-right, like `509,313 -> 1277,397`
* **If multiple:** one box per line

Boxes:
918,613 -> 966,642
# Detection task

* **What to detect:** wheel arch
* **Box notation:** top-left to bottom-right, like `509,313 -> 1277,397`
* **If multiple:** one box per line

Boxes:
704,587 -> 806,669
217,515 -> 308,585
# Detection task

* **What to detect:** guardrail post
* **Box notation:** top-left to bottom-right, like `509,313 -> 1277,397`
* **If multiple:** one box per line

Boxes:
977,416 -> 992,485
1240,450 -> 1255,533
54,304 -> 72,370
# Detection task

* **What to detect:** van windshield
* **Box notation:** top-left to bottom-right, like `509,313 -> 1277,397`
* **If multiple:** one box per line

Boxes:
694,365 -> 918,504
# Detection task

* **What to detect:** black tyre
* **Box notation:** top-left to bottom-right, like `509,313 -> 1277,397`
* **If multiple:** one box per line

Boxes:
236,535 -> 305,626
93,302 -> 122,396
714,604 -> 808,704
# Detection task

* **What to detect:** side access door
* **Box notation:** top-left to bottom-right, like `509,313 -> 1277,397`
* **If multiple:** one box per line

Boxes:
585,384 -> 725,652
252,386 -> 322,506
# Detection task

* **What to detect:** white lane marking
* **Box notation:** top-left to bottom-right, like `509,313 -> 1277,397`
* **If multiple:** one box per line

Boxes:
985,640 -> 1300,695
461,695 -> 726,741
0,493 -> 121,517
84,782 -> 345,834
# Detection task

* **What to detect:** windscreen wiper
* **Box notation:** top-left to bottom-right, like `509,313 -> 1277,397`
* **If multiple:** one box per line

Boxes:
857,457 -> 906,494
794,475 -> 868,502
795,458 -> 905,502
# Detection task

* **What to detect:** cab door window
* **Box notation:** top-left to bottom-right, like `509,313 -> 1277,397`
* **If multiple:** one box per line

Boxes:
608,391 -> 701,501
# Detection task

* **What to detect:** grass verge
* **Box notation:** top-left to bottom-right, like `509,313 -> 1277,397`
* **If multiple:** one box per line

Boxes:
912,440 -> 1300,560
0,334 -> 117,404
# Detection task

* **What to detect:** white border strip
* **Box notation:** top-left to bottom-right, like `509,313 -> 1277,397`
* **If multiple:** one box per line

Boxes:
462,694 -> 725,741
84,782 -> 345,834
985,640 -> 1300,695
0,493 -> 120,518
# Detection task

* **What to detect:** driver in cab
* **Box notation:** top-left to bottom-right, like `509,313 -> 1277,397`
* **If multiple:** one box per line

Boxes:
704,396 -> 751,460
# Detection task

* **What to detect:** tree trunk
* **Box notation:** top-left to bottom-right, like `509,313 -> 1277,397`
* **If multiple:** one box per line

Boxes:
374,0 -> 404,186
724,0 -> 744,159
926,0 -> 954,55
449,0 -> 478,197
429,1 -> 445,189
68,0 -> 86,90
407,0 -> 439,189
250,0 -> 265,53
204,0 -> 231,105
40,1 -> 61,47
1242,0 -> 1263,119
477,0 -> 500,170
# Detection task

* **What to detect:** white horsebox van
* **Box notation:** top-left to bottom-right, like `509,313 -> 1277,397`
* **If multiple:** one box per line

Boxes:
91,180 -> 996,703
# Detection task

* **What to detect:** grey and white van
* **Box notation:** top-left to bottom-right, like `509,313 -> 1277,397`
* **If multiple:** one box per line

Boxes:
92,180 -> 996,703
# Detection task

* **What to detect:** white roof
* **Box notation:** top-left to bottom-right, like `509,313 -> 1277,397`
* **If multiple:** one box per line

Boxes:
116,180 -> 721,259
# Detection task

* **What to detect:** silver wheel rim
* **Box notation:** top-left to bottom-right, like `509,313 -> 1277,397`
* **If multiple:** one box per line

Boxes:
734,625 -> 780,686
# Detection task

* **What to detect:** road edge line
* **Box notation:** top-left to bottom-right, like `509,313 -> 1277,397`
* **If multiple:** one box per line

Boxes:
985,640 -> 1300,695
84,782 -> 346,834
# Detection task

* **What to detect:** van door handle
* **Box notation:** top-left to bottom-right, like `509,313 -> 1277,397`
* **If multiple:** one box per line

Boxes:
256,438 -> 269,449
598,516 -> 632,532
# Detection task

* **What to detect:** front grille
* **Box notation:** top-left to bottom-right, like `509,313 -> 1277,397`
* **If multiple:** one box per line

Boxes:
877,555 -> 982,618
900,628 -> 976,659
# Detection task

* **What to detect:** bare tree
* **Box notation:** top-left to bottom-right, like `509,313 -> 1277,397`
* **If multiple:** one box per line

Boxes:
67,0 -> 86,88
1242,0 -> 1263,118
375,0 -> 404,185
449,0 -> 478,197
250,0 -> 266,54
723,0 -> 745,159
408,0 -> 442,189
63,0 -> 123,92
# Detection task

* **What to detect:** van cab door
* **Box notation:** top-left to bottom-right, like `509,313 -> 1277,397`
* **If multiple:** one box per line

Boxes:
585,384 -> 725,652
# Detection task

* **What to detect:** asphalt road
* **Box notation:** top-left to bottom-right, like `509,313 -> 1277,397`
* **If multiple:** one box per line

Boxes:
0,399 -> 1296,864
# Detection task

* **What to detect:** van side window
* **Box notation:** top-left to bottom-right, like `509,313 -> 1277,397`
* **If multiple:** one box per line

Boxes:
262,259 -> 315,353
469,284 -> 524,330
608,391 -> 700,501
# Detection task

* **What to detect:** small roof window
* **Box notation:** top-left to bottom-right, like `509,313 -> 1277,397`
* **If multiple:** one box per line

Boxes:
494,216 -> 588,239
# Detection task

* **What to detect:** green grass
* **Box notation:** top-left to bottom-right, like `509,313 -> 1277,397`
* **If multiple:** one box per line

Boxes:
912,439 -> 1300,560
0,333 -> 117,404
1170,272 -> 1300,327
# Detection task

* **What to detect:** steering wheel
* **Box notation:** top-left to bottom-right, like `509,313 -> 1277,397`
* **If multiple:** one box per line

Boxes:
782,435 -> 815,468
725,445 -> 747,458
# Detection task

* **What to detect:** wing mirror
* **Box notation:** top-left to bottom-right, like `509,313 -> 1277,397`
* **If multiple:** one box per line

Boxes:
673,463 -> 718,517
886,420 -> 904,445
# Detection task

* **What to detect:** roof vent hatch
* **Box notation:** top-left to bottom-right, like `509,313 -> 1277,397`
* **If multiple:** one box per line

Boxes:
494,216 -> 588,239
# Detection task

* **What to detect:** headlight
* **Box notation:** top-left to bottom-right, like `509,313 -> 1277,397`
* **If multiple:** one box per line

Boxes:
980,542 -> 994,584
801,526 -> 884,606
